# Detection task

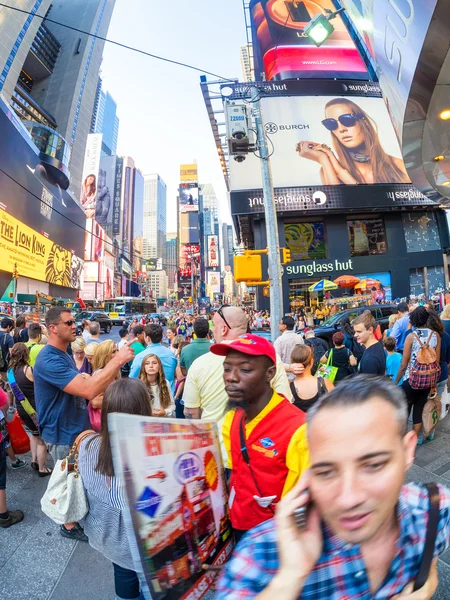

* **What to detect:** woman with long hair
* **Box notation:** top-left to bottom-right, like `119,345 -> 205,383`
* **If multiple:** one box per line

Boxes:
89,340 -> 119,428
78,379 -> 152,600
8,343 -> 51,476
139,354 -> 175,417
81,174 -> 97,218
13,315 -> 28,343
297,98 -> 409,185
290,345 -> 333,413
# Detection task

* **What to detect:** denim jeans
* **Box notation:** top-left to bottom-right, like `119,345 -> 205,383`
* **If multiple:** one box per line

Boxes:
112,562 -> 143,600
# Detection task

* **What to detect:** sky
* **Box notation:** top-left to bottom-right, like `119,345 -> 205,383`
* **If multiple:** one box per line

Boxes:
99,0 -> 247,232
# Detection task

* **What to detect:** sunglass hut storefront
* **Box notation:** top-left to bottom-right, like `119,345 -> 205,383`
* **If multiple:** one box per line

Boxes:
228,81 -> 450,310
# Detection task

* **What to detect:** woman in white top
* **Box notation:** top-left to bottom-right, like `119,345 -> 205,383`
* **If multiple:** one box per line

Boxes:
395,306 -> 441,443
139,354 -> 175,417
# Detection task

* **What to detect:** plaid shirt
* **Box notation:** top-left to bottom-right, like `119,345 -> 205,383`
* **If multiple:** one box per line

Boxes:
216,483 -> 450,599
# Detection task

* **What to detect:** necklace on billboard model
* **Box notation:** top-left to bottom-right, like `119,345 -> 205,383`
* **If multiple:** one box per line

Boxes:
350,152 -> 371,163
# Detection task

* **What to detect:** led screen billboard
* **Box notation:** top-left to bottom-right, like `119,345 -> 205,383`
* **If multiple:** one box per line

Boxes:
180,164 -> 198,182
97,155 -> 117,230
80,134 -> 102,220
207,271 -> 221,294
179,183 -> 199,213
250,0 -> 368,81
230,95 -> 409,191
180,213 -> 199,244
207,235 -> 219,267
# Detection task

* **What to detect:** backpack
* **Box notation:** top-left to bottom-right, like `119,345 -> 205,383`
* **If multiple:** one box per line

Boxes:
409,332 -> 441,390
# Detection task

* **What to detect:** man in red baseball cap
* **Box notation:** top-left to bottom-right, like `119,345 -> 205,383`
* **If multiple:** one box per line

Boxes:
211,333 -> 309,543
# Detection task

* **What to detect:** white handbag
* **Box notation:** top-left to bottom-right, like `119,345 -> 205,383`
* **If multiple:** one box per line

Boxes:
41,430 -> 95,524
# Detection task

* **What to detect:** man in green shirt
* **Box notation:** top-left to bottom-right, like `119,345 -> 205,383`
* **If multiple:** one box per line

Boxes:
130,325 -> 146,356
25,323 -> 45,367
180,318 -> 211,374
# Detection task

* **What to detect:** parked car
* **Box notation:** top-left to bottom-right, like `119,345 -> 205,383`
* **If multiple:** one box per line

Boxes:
75,311 -> 113,335
313,304 -> 397,347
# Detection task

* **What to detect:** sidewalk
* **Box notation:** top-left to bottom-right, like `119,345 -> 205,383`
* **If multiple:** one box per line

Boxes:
2,419 -> 450,599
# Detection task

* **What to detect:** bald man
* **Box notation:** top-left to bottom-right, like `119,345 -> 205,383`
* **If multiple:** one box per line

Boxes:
183,307 -> 292,463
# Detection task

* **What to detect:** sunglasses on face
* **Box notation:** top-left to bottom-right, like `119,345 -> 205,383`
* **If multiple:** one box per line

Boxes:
60,319 -> 76,327
321,113 -> 364,131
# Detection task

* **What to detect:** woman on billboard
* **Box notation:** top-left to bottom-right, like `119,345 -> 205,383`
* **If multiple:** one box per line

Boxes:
296,98 -> 409,185
81,173 -> 97,218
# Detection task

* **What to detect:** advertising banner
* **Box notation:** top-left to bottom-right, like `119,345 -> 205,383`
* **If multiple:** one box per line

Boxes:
230,95 -> 409,191
207,235 -> 219,268
97,155 -> 117,229
83,262 -> 99,283
180,213 -> 199,245
146,258 -> 163,271
179,183 -> 199,213
80,134 -> 102,219
180,164 -> 198,182
113,157 -> 123,235
0,101 -> 85,260
207,271 -> 221,294
0,209 -> 83,288
109,414 -> 233,600
180,244 -> 201,265
250,0 -> 368,82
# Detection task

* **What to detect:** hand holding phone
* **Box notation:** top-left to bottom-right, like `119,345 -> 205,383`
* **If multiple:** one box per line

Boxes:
274,471 -> 322,593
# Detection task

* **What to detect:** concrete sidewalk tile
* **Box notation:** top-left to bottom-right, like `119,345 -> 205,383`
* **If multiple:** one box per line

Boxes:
413,446 -> 443,468
49,539 -> 115,600
434,560 -> 450,600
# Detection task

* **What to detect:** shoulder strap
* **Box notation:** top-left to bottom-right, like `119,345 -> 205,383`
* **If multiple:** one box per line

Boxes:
71,429 -> 96,456
414,483 -> 440,591
412,332 -> 424,348
326,349 -> 333,367
317,377 -> 328,395
426,331 -> 436,346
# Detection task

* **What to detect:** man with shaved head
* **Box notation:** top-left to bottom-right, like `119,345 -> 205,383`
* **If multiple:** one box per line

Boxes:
183,306 -> 291,463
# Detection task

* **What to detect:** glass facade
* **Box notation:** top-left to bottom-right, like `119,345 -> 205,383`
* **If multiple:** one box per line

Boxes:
284,222 -> 326,260
403,212 -> 441,253
23,122 -> 71,167
347,218 -> 387,256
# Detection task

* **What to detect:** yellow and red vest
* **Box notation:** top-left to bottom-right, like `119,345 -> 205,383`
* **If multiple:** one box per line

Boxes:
229,398 -> 306,531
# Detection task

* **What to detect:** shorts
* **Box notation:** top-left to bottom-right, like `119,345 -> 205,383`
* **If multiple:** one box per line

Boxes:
0,440 -> 6,490
46,443 -> 72,464
16,403 -> 39,436
0,412 -> 10,449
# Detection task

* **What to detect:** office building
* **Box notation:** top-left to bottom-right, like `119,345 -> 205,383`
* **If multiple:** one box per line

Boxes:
3,0 -> 116,200
240,44 -> 254,82
143,173 -> 167,264
91,77 -> 120,156
221,223 -> 235,270
147,270 -> 168,301
166,233 -> 178,292
201,183 -> 219,234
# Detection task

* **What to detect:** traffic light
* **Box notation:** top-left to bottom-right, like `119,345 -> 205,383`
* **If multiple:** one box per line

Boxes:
281,248 -> 291,265
234,255 -> 263,283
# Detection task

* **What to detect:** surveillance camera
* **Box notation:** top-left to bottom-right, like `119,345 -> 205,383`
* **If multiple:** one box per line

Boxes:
232,129 -> 247,140
234,154 -> 246,163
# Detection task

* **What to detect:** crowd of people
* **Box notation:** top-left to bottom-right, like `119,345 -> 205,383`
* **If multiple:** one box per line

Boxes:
1,302 -> 450,599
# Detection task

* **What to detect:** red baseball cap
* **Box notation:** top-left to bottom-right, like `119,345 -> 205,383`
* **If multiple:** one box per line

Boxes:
210,334 -> 276,364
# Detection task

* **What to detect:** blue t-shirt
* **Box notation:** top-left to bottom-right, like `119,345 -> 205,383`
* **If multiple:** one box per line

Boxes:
386,352 -> 403,384
34,345 -> 89,445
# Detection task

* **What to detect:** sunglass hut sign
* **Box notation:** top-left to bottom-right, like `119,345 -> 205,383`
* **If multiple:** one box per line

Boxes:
286,258 -> 354,277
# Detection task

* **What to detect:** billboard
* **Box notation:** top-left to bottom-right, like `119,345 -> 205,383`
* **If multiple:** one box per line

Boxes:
97,155 -> 116,229
83,262 -> 99,283
80,134 -> 102,219
230,95 -> 410,191
180,163 -> 198,182
113,157 -> 123,235
207,271 -> 221,294
250,0 -> 368,81
0,101 -> 86,261
180,212 -> 199,244
207,235 -> 219,267
84,219 -> 105,262
180,244 -> 201,264
0,209 -> 83,288
146,258 -> 163,271
179,182 -> 199,213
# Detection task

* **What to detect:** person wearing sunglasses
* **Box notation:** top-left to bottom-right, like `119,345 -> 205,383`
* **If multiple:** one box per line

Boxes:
296,98 -> 409,186
33,307 -> 135,542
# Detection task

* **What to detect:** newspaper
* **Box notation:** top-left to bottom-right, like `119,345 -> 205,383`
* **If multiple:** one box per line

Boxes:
109,414 -> 234,599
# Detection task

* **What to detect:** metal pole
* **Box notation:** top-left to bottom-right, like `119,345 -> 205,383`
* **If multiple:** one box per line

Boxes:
13,263 -> 18,318
190,256 -> 194,307
250,86 -> 283,341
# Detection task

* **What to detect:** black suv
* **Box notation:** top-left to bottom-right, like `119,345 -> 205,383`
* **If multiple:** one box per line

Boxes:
75,311 -> 113,335
313,305 -> 397,347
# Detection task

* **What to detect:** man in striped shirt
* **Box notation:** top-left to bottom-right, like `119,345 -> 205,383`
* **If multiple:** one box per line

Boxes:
216,375 -> 448,599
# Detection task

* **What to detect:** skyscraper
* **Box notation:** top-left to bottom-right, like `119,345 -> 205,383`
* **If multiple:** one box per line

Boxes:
91,77 -> 120,156
143,174 -> 167,264
166,233 -> 178,292
1,0 -> 116,199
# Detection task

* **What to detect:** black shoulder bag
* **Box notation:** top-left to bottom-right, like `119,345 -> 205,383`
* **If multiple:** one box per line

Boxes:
413,482 -> 440,591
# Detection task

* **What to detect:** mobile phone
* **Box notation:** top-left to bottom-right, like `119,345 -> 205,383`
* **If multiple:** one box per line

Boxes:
293,504 -> 309,530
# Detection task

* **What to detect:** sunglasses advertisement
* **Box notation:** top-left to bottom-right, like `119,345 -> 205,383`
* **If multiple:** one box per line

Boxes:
229,95 -> 410,191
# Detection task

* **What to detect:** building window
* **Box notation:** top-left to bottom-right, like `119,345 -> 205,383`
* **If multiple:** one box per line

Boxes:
284,222 -> 326,261
347,218 -> 387,256
403,212 -> 441,253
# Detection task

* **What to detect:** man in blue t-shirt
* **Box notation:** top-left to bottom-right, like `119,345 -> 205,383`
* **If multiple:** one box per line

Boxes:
34,307 -> 134,542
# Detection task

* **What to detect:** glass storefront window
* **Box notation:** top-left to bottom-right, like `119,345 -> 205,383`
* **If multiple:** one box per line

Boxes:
403,212 -> 441,253
347,218 -> 387,256
428,266 -> 445,292
284,222 -> 326,260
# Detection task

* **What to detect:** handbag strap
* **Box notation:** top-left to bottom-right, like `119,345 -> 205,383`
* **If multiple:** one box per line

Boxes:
413,482 -> 440,591
326,350 -> 333,367
69,429 -> 96,458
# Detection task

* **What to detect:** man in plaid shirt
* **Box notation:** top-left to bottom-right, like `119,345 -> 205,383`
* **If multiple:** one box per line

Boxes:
216,376 -> 448,599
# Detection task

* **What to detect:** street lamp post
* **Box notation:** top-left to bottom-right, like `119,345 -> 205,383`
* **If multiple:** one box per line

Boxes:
250,86 -> 283,342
